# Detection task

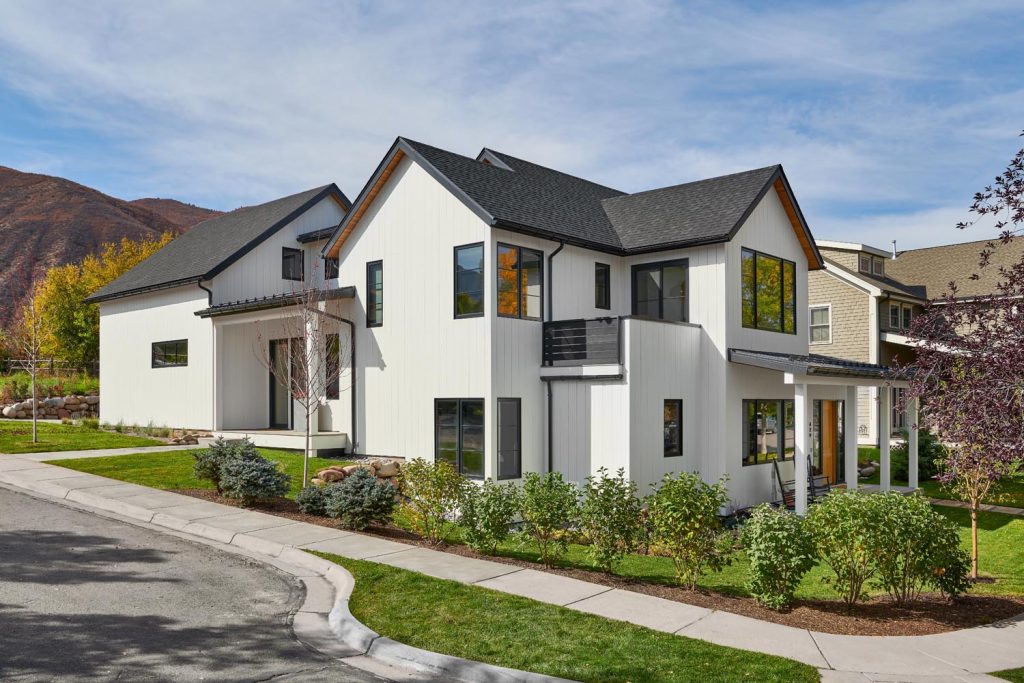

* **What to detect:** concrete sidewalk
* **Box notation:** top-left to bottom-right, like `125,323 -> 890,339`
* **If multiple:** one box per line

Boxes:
1,453 -> 1020,683
930,497 -> 1024,518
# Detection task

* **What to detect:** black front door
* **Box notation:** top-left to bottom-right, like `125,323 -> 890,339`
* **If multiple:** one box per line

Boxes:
269,339 -> 290,429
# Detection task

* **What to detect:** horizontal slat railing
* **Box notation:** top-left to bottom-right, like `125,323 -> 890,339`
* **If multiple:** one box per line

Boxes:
542,317 -> 620,367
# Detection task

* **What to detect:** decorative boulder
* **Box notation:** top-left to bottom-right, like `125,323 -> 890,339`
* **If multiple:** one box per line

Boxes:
84,396 -> 100,405
376,461 -> 400,478
320,469 -> 345,483
2,406 -> 15,418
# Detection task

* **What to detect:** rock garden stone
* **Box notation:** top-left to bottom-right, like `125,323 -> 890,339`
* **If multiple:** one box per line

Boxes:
376,461 -> 400,478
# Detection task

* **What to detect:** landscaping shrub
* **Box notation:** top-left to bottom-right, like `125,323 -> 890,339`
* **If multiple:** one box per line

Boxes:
520,471 -> 580,567
400,458 -> 469,544
891,429 -> 942,482
192,437 -> 260,493
579,467 -> 643,573
325,469 -> 397,530
459,479 -> 522,554
872,493 -> 971,605
219,455 -> 291,506
80,417 -> 100,430
741,504 -> 816,610
806,490 -> 884,607
296,483 -> 334,516
647,472 -> 732,589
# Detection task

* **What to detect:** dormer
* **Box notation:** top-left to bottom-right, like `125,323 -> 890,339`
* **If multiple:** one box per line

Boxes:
816,240 -> 890,278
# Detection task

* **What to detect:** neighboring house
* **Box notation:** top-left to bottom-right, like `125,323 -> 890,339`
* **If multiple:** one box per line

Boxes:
93,136 -> 915,513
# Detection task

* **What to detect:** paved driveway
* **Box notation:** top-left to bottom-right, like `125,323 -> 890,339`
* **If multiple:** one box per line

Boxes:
0,486 -> 385,682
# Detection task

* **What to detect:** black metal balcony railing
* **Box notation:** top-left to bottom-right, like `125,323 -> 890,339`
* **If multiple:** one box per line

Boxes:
542,317 -> 621,367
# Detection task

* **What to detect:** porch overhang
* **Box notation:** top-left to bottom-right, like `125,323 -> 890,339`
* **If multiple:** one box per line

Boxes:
727,348 -> 907,387
195,286 -> 356,318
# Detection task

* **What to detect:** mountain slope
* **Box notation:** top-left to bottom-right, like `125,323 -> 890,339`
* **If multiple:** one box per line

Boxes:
0,165 -> 221,327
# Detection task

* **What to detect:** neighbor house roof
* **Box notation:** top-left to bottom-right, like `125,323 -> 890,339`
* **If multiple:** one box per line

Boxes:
86,184 -> 350,303
823,258 -> 928,301
886,237 -> 1024,301
325,137 -> 822,267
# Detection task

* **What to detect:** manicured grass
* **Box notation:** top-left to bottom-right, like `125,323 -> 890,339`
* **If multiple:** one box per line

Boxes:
860,470 -> 1024,511
0,421 -> 162,454
315,552 -> 819,683
994,668 -> 1024,683
49,448 -> 352,497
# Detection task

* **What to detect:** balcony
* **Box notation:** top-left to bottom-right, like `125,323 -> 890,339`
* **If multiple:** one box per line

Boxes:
542,317 -> 621,367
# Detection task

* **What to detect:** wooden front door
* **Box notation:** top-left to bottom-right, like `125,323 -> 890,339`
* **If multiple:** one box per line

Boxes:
821,400 -> 838,483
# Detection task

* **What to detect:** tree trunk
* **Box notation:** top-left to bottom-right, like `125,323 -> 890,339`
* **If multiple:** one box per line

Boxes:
971,504 -> 980,580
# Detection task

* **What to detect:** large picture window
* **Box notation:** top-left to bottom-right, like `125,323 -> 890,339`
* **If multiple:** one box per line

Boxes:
664,399 -> 683,457
454,243 -> 484,318
631,259 -> 688,322
366,260 -> 383,327
435,398 -> 484,478
497,398 -> 521,479
595,263 -> 611,310
282,247 -> 304,281
497,243 -> 543,320
152,339 -> 188,368
742,399 -> 795,466
741,248 -> 796,334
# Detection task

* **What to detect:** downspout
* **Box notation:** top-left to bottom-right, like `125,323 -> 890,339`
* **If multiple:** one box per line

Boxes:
545,241 -> 564,474
198,280 -> 215,431
197,280 -> 213,306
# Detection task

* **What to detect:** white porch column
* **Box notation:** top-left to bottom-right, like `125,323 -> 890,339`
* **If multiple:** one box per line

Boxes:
303,313 -> 321,438
845,385 -> 858,490
879,387 -> 891,491
907,396 -> 919,490
794,383 -> 809,515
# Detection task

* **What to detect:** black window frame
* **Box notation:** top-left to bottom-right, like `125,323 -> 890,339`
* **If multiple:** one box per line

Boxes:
282,247 -> 304,281
742,398 -> 796,466
366,260 -> 383,328
151,339 -> 188,368
663,399 -> 683,458
630,258 -> 689,322
325,333 -> 340,400
497,397 -> 522,480
595,262 -> 611,310
496,242 -> 544,321
453,242 -> 485,319
434,398 -> 485,479
740,247 -> 796,335
324,256 -> 339,280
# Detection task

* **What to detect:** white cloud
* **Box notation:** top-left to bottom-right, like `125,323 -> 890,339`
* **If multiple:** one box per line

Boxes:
0,0 -> 1021,247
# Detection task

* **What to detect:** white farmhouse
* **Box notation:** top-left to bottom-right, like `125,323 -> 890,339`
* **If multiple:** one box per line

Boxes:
90,137 -> 916,513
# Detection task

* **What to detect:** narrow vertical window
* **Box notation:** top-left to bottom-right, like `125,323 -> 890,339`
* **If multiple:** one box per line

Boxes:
595,263 -> 611,310
434,398 -> 485,478
663,399 -> 683,457
889,303 -> 901,329
497,243 -> 543,320
366,260 -> 383,327
809,305 -> 831,343
454,243 -> 484,318
901,304 -> 912,329
282,247 -> 304,281
324,256 -> 339,280
325,333 -> 340,399
497,398 -> 521,479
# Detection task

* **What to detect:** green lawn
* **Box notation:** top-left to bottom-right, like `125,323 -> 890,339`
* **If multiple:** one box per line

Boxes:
859,466 -> 1024,511
50,448 -> 352,497
995,668 -> 1024,683
0,421 -> 162,454
316,552 -> 819,683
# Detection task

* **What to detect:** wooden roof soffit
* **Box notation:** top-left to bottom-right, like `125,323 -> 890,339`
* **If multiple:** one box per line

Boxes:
327,149 -> 406,258
773,177 -> 822,270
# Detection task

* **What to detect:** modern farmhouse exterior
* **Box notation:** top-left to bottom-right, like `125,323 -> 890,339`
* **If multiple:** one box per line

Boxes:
90,137 -> 917,512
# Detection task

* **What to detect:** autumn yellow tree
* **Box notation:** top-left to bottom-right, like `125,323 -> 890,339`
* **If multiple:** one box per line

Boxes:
30,232 -> 175,368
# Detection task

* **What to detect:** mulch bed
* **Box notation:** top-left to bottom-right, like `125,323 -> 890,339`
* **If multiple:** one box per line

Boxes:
171,488 -> 1024,637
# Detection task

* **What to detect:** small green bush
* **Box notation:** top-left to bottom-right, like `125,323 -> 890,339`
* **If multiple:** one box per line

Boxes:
520,471 -> 579,567
806,490 -> 884,607
647,472 -> 732,589
741,504 -> 816,610
579,467 -> 643,573
193,437 -> 260,493
80,417 -> 100,430
891,429 -> 942,482
296,484 -> 333,516
325,469 -> 397,530
219,456 -> 290,506
400,458 -> 470,544
460,480 -> 522,554
872,493 -> 971,604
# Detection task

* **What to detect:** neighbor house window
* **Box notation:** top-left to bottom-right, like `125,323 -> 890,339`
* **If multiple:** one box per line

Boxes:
324,256 -> 339,280
595,262 -> 611,310
664,399 -> 683,457
809,305 -> 831,344
742,399 -> 795,466
741,248 -> 795,334
152,340 -> 188,368
366,260 -> 383,327
889,302 -> 913,330
435,398 -> 484,478
325,333 -> 340,400
282,247 -> 304,281
872,256 -> 885,277
497,243 -> 543,320
497,398 -> 521,479
454,243 -> 484,318
632,258 -> 688,321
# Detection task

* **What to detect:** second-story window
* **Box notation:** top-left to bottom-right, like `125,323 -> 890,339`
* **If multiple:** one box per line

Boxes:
809,305 -> 831,343
454,243 -> 484,318
366,260 -> 383,327
497,243 -> 543,320
741,248 -> 795,334
632,258 -> 688,322
595,262 -> 611,310
324,256 -> 339,280
282,247 -> 304,281
889,302 -> 913,330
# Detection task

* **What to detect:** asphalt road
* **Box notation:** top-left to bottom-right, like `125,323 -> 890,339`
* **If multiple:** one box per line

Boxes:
0,486 -> 386,682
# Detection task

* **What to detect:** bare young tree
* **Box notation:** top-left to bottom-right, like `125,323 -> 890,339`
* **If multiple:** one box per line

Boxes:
253,276 -> 352,488
12,293 -> 46,444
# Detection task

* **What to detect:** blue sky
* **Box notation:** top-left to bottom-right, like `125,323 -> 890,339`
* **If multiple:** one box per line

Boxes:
0,0 -> 1022,249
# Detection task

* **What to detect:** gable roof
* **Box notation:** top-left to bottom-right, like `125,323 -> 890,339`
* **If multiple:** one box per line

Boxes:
324,137 -> 822,267
87,184 -> 350,303
822,258 -> 927,301
886,237 -> 1024,300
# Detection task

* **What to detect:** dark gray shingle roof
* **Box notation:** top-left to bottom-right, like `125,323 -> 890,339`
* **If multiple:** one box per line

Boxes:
88,184 -> 348,302
728,348 -> 893,379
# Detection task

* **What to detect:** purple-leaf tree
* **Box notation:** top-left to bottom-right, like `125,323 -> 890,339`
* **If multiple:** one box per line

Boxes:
896,131 -> 1024,579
